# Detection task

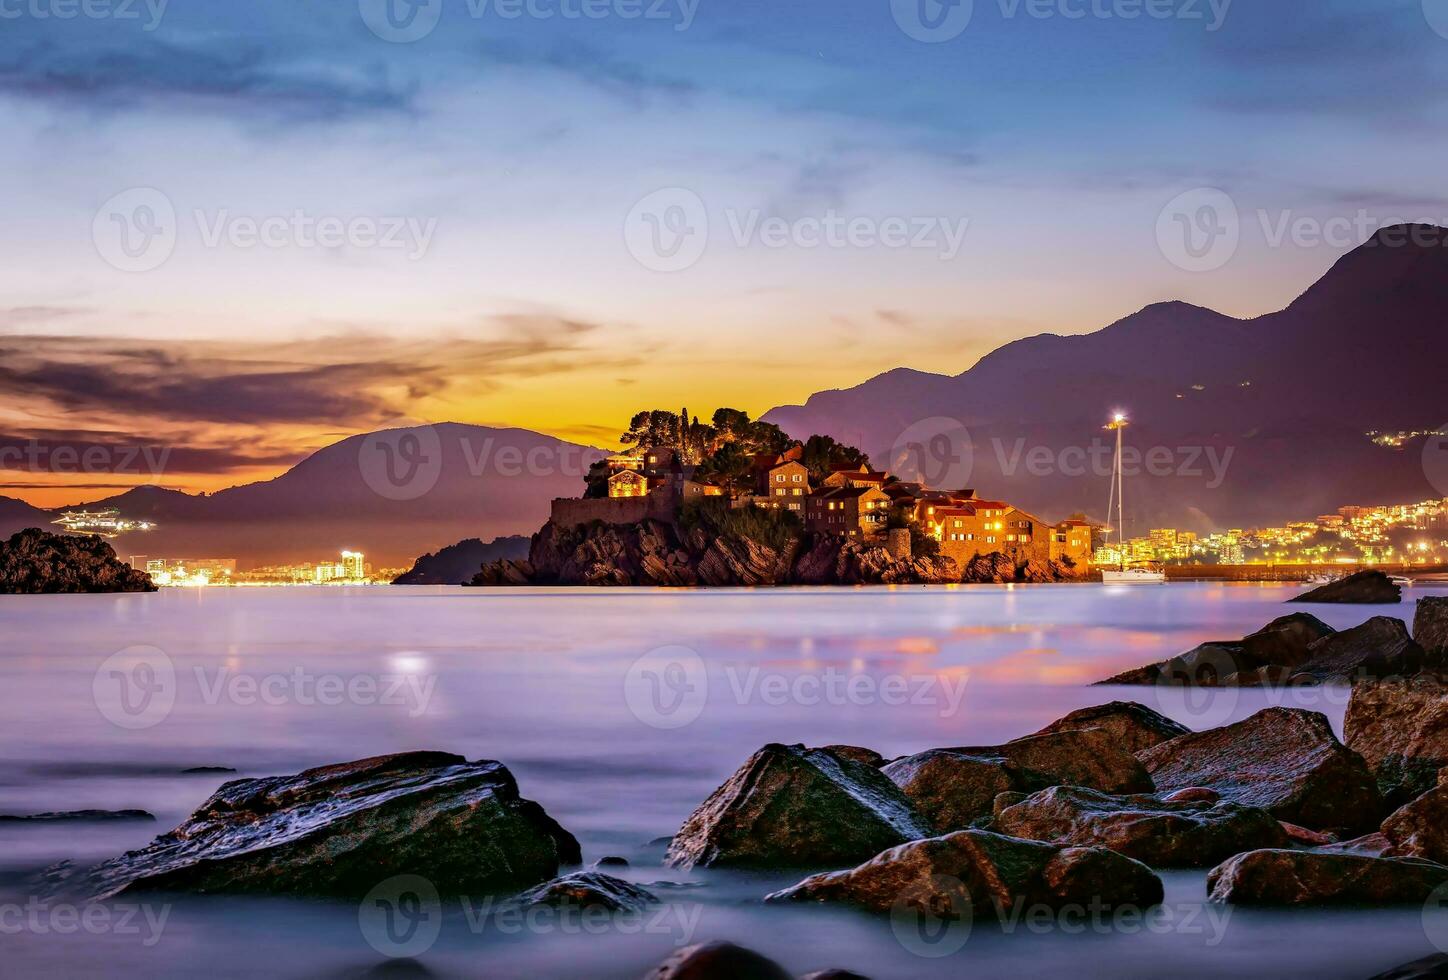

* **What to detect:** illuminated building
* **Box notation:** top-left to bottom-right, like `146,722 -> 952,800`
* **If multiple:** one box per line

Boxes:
52,509 -> 155,538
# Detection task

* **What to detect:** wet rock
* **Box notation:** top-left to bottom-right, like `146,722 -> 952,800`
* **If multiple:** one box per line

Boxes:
1345,680 -> 1448,808
883,730 -> 1152,834
992,791 -> 1028,818
1278,822 -> 1336,846
800,972 -> 874,980
1137,708 -> 1383,833
1033,701 -> 1191,753
820,745 -> 887,768
1368,954 -> 1448,979
181,767 -> 237,775
1161,787 -> 1220,804
0,809 -> 155,823
1418,598 -> 1448,658
1294,618 -> 1431,683
665,744 -> 930,870
1381,784 -> 1448,864
643,941 -> 790,980
993,786 -> 1288,867
1289,570 -> 1401,604
765,829 -> 1163,919
968,729 -> 1155,795
882,750 -> 1023,833
1206,849 -> 1448,905
592,856 -> 630,868
77,752 -> 580,899
1097,614 -> 1336,686
509,871 -> 657,912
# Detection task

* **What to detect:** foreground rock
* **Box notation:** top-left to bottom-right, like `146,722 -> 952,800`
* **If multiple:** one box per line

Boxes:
665,744 -> 930,870
1418,598 -> 1448,658
1380,783 -> 1448,864
1345,680 -> 1448,807
1289,570 -> 1401,604
1294,617 -> 1433,683
1206,849 -> 1448,905
77,752 -> 580,899
1369,954 -> 1448,979
1137,708 -> 1383,833
883,730 -> 1153,833
765,829 -> 1163,919
394,535 -> 530,585
993,786 -> 1288,867
1033,701 -> 1191,753
0,528 -> 155,594
0,809 -> 155,823
509,872 -> 657,912
1097,613 -> 1335,685
644,942 -> 791,980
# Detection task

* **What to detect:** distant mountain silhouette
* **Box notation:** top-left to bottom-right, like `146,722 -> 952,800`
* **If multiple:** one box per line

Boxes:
764,225 -> 1448,531
0,495 -> 53,539
39,424 -> 605,567
392,535 -> 532,585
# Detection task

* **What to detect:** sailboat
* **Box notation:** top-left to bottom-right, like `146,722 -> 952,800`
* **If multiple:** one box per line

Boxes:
1100,412 -> 1167,584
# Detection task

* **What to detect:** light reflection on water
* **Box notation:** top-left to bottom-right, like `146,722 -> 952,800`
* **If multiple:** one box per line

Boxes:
1,583 -> 1444,978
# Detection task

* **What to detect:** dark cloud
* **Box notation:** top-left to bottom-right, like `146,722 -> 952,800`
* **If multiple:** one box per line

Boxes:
0,430 -> 303,476
0,36 -> 415,118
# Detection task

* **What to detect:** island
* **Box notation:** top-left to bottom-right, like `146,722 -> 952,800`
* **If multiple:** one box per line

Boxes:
0,527 -> 156,594
467,407 -> 1094,587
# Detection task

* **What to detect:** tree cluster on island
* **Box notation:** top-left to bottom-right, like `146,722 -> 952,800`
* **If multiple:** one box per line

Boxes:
582,406 -> 872,499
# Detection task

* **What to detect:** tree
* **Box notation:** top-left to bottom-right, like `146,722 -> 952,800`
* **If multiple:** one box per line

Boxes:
801,434 -> 872,481
697,442 -> 753,499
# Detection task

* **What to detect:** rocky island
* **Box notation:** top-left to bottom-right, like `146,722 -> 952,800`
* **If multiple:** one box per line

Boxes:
0,527 -> 155,594
460,406 -> 1090,587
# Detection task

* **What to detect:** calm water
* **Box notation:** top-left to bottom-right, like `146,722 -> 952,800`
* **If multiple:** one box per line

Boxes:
2,583 -> 1445,979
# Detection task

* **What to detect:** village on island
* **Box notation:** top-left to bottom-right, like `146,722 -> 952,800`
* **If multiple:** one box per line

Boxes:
547,408 -> 1097,571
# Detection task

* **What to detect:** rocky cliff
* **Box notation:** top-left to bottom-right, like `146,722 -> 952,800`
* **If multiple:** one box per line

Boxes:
469,518 -> 1079,587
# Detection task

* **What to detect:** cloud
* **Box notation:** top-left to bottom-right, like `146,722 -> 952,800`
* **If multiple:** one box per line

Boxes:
0,35 -> 416,118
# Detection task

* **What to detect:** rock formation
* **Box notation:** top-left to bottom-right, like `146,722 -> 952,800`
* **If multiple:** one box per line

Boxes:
0,528 -> 155,594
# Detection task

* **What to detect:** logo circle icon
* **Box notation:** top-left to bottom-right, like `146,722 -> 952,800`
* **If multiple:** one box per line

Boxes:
93,645 -> 177,730
889,417 -> 973,491
1151,645 -> 1241,730
359,0 -> 443,42
890,873 -> 973,957
1424,0 -> 1448,40
1424,881 -> 1448,953
624,645 -> 708,730
1422,423 -> 1448,498
624,188 -> 708,273
1156,187 -> 1240,273
359,874 -> 443,958
93,187 -> 177,273
358,422 -> 444,502
891,0 -> 974,42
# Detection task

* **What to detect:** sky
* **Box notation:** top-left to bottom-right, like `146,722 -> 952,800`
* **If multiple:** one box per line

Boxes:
4,0 -> 1448,506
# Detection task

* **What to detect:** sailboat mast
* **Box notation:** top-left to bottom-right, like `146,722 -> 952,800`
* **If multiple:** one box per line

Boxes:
1116,423 -> 1125,572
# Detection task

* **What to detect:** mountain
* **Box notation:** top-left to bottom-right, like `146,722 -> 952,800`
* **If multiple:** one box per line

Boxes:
44,424 -> 605,567
392,535 -> 532,585
764,225 -> 1448,532
0,494 -> 54,539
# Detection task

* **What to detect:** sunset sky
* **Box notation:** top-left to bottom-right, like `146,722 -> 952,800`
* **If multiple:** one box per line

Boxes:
5,0 -> 1448,506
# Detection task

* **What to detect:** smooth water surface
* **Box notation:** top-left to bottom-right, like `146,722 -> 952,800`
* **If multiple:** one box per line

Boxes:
2,583 -> 1444,978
